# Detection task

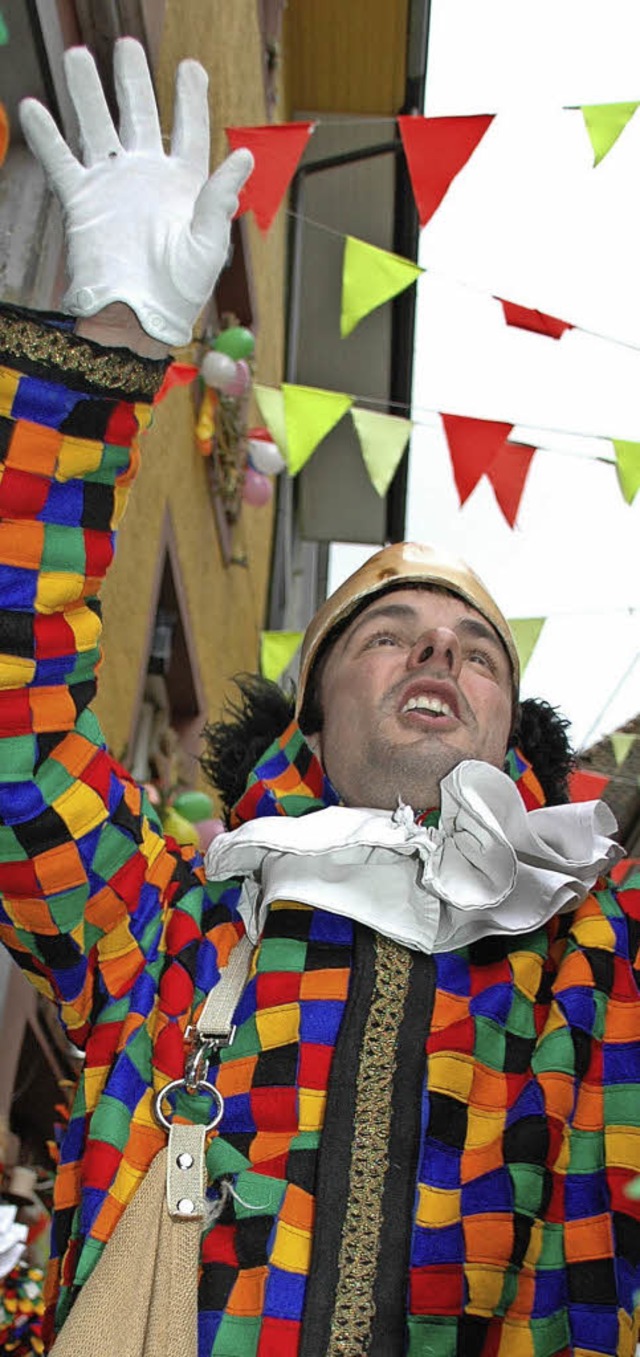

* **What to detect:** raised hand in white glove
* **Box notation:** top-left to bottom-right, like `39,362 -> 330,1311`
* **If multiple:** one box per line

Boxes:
19,38 -> 253,347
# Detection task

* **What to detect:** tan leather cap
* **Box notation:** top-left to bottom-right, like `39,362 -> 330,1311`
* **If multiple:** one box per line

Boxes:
296,541 -> 519,715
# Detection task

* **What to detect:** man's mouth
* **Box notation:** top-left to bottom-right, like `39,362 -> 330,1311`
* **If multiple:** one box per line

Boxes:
401,694 -> 455,719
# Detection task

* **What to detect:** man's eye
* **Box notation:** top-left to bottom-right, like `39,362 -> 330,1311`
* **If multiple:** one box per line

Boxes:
468,649 -> 495,671
364,631 -> 400,648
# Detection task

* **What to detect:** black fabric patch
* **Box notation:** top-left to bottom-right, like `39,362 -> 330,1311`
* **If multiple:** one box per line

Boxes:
35,732 -> 66,769
286,1148 -> 317,1194
12,805 -> 71,856
263,907 -> 313,942
202,902 -> 236,934
70,680 -> 97,718
35,932 -> 83,970
510,1212 -> 532,1268
60,397 -> 115,440
82,483 -> 115,532
427,1092 -> 468,1150
456,1314 -> 490,1356
584,947 -> 614,994
252,1042 -> 298,1088
504,1032 -> 537,1074
112,796 -> 144,845
503,1115 -> 550,1166
567,1257 -> 617,1305
570,1027 -> 591,1081
613,1211 -> 640,1266
0,610 -> 34,657
304,941 -> 352,971
0,414 -> 14,461
198,1261 -> 237,1312
234,1214 -> 274,1269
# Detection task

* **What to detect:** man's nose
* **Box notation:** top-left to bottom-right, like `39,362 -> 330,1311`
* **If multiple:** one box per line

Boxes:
407,627 -> 461,676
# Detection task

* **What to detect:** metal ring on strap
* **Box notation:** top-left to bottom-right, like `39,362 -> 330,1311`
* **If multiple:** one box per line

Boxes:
153,1078 -> 224,1133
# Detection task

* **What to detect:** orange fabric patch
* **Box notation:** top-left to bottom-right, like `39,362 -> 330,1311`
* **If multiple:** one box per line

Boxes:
0,519 -> 44,568
572,1078 -> 604,1132
225,1266 -> 268,1317
6,420 -> 61,475
464,1212 -> 514,1265
7,896 -> 59,935
604,998 -> 640,1042
216,1055 -> 258,1098
34,840 -> 86,894
279,1183 -> 314,1232
249,1132 -> 292,1166
29,685 -> 78,733
299,967 -> 350,1001
564,1211 -> 613,1262
469,1064 -> 508,1110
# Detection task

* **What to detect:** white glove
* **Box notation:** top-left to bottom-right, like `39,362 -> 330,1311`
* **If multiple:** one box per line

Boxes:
19,38 -> 253,346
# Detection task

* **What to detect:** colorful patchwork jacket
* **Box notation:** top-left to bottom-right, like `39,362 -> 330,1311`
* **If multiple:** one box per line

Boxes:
0,304 -> 639,1357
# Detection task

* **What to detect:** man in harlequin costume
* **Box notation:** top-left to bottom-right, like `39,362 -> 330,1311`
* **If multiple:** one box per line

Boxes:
0,37 -> 638,1357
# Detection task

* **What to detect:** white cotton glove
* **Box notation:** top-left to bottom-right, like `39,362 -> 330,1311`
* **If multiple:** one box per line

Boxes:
19,38 -> 253,346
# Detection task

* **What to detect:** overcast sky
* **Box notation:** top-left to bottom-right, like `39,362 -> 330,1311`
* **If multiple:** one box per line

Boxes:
330,0 -> 640,754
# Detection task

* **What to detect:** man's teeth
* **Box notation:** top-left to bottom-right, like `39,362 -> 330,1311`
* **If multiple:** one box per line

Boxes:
402,695 -> 454,717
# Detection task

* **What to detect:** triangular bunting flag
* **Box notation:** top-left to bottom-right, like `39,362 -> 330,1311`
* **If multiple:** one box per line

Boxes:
253,384 -> 289,463
226,123 -> 315,232
498,299 -> 573,340
341,237 -> 424,338
397,113 -> 494,228
580,102 -> 639,166
441,413 -> 514,503
610,732 -> 637,766
486,441 -> 536,527
612,439 -> 640,504
569,769 -> 610,803
282,384 -> 353,476
507,618 -> 545,674
153,362 -> 199,404
260,631 -> 304,684
350,407 -> 412,496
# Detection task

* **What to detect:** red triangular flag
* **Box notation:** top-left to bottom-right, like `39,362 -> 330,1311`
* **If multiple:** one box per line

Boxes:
153,363 -> 199,404
486,442 -> 536,527
498,299 -> 573,340
441,413 -> 514,504
569,769 -> 610,803
226,123 -> 315,232
398,114 -> 494,227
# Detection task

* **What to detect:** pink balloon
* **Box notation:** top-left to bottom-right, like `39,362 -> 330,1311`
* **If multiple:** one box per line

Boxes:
195,817 -> 226,851
242,466 -> 273,507
224,358 -> 252,399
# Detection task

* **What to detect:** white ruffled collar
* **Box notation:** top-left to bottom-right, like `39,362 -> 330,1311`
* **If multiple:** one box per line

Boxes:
205,760 -> 623,954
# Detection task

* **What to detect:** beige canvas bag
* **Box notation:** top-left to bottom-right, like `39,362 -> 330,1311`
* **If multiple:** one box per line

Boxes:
50,934 -> 255,1357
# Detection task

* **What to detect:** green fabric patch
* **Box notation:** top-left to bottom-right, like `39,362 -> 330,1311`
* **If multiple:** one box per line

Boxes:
88,1093 -> 134,1151
473,1016 -> 506,1071
407,1316 -> 457,1356
506,988 -> 537,1039
42,523 -> 86,575
531,1026 -> 575,1076
92,822 -> 139,879
256,937 -> 307,973
0,734 -> 37,781
212,1313 -> 260,1355
84,442 -> 132,484
206,1136 -> 251,1180
0,825 -> 27,862
221,1014 -> 258,1059
234,1170 -> 286,1218
49,884 -> 90,932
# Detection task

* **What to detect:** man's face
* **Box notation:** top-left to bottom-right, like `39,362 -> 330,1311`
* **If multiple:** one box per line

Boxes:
308,587 -> 514,810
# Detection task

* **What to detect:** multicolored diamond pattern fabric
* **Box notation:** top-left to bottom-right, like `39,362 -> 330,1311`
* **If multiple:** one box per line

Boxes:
0,307 -> 638,1355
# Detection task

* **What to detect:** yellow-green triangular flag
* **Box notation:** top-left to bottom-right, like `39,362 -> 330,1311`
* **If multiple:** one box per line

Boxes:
260,631 -> 303,684
610,732 -> 637,766
612,439 -> 640,504
350,407 -> 412,497
253,383 -> 289,463
581,102 -> 639,166
282,384 -> 353,476
341,236 -> 424,338
508,618 -> 545,674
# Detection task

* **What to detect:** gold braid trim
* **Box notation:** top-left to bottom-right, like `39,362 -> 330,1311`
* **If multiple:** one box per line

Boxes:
327,934 -> 412,1356
0,308 -> 167,401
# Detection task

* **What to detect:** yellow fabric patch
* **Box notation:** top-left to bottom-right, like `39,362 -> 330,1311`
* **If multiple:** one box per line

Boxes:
56,434 -> 104,480
605,1125 -> 640,1171
496,1318 -> 535,1355
298,1088 -> 325,1132
465,1264 -> 505,1317
255,1002 -> 300,1051
53,780 -> 108,838
36,571 -> 85,612
464,1107 -> 504,1149
572,914 -> 616,951
0,653 -> 36,687
428,1051 -> 474,1101
415,1185 -> 461,1228
509,949 -> 543,1001
65,604 -> 102,652
269,1218 -> 311,1274
0,364 -> 20,414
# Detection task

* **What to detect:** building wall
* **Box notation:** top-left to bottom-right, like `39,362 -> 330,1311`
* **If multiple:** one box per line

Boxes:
283,0 -> 409,116
93,0 -> 286,787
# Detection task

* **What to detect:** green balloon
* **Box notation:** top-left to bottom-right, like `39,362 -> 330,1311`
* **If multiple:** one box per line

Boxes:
173,790 -> 215,824
213,327 -> 255,360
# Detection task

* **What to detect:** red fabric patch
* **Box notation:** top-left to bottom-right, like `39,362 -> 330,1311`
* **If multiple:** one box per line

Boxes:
257,1316 -> 301,1356
0,857 -> 40,894
256,971 -> 301,1007
82,1139 -> 121,1190
409,1263 -> 464,1314
201,1223 -> 238,1266
158,960 -> 194,1019
0,465 -> 50,517
104,402 -> 138,445
250,1087 -> 298,1132
165,908 -> 201,954
499,299 -> 573,340
79,752 -> 111,804
428,1016 -> 475,1056
398,113 -> 494,227
83,528 -> 114,580
298,1042 -> 333,1090
110,851 -> 147,903
34,612 -> 76,659
0,688 -> 31,736
226,123 -> 315,233
85,1020 -> 121,1065
152,1022 -> 184,1080
545,1169 -> 566,1224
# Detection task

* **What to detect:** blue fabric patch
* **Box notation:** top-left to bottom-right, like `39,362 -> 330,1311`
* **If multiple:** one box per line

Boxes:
603,1042 -> 640,1084
220,1093 -> 256,1134
564,1170 -> 609,1221
418,1138 -> 461,1189
461,1168 -> 512,1215
0,563 -> 38,609
435,950 -> 471,996
556,985 -> 596,1033
532,1266 -> 568,1318
0,779 -> 47,821
470,981 -> 512,1024
12,375 -> 89,429
569,1303 -> 618,1352
308,908 -> 353,946
299,999 -> 345,1044
412,1222 -> 464,1266
263,1264 -> 307,1319
505,1080 -> 545,1127
38,478 -> 84,526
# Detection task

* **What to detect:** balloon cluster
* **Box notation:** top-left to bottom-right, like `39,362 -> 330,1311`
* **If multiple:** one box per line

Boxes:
159,788 -> 225,853
198,326 -> 286,509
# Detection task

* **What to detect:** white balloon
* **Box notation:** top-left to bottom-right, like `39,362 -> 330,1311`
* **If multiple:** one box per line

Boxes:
247,437 -> 286,474
201,349 -> 238,391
